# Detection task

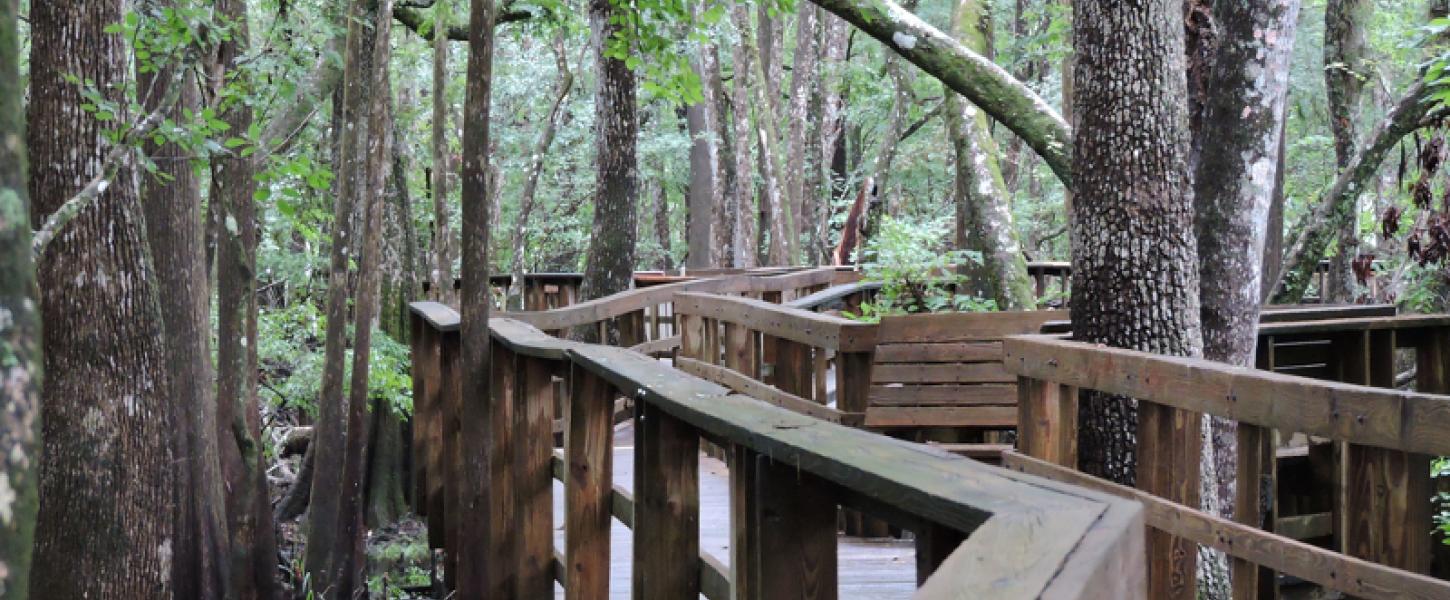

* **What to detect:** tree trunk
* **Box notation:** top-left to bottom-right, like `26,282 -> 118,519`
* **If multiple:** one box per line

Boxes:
817,13 -> 850,264
730,3 -> 759,269
688,6 -> 724,270
785,2 -> 819,261
1261,125 -> 1288,300
1323,0 -> 1371,302
707,43 -> 735,268
214,2 -> 283,597
1072,0 -> 1202,489
330,5 -> 395,592
456,0 -> 498,595
138,6 -> 230,597
738,5 -> 792,266
578,0 -> 639,315
653,178 -> 673,270
863,35 -> 914,248
365,402 -> 408,528
29,1 -> 176,597
432,0 -> 456,305
304,0 -> 378,590
508,34 -> 573,309
809,0 -> 1073,185
1191,3 -> 1300,598
0,0 -> 41,595
946,0 -> 1036,310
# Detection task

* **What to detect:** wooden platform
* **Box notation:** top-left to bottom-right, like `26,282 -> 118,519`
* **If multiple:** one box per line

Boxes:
550,427 -> 919,599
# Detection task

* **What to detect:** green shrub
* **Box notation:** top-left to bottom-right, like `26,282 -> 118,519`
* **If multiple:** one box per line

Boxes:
845,216 -> 997,322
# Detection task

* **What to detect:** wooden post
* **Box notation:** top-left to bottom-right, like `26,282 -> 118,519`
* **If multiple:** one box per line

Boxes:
517,356 -> 556,598
729,445 -> 760,600
632,402 -> 701,598
1015,377 -> 1078,468
409,317 -> 436,518
722,322 -> 758,378
1137,400 -> 1201,600
835,349 -> 882,536
914,523 -> 967,585
679,313 -> 705,362
566,365 -> 614,600
439,330 -> 464,590
775,339 -> 813,400
485,342 -> 520,597
751,454 -> 839,599
1237,332 -> 1278,600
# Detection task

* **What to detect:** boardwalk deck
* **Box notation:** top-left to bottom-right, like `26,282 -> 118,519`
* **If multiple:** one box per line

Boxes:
550,428 -> 919,599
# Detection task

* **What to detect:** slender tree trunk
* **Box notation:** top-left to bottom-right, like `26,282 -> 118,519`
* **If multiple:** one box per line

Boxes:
817,14 -> 849,264
305,0 -> 378,591
946,0 -> 1035,310
785,2 -> 819,261
1191,3 -> 1300,598
863,33 -> 914,246
707,43 -> 735,268
330,4 -> 395,593
508,35 -> 573,309
138,5 -> 230,597
456,0 -> 498,595
0,0 -> 41,595
29,1 -> 176,597
688,6 -> 723,270
737,4 -> 792,266
579,0 -> 639,313
432,0 -> 456,304
1261,125 -> 1288,300
653,178 -> 673,270
730,3 -> 759,269
1323,0 -> 1371,302
213,1 -> 282,597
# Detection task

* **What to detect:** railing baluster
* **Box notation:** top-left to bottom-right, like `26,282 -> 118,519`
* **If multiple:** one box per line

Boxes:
566,364 -> 614,600
518,356 -> 557,598
488,343 -> 520,597
439,329 -> 463,591
750,454 -> 839,600
1016,377 -> 1077,468
914,523 -> 967,585
632,402 -> 700,598
1137,400 -> 1201,600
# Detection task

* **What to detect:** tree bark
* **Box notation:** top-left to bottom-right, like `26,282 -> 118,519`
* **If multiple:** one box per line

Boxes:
457,0 -> 498,595
329,4 -> 395,593
688,5 -> 724,270
304,0 -> 378,590
578,0 -> 639,315
29,1 -> 177,597
1072,0 -> 1202,483
946,0 -> 1036,310
0,0 -> 40,595
138,5 -> 230,597
508,34 -> 573,309
1191,3 -> 1300,598
737,5 -> 792,266
730,3 -> 759,269
432,0 -> 457,304
816,13 -> 850,264
809,0 -> 1073,185
785,2 -> 819,260
1322,0 -> 1371,302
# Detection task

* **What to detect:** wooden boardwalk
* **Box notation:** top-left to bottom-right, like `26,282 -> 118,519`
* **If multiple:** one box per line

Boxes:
551,427 -> 919,599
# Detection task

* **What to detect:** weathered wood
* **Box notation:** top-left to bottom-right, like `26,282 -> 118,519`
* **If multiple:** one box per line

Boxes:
864,405 -> 1017,428
871,361 -> 1015,384
1275,513 -> 1331,541
1005,452 -> 1450,600
1256,314 -> 1450,336
751,455 -> 838,600
1233,421 -> 1276,599
774,338 -> 814,399
678,312 -> 705,362
1137,399 -> 1200,600
517,357 -> 556,598
875,309 -> 1067,343
632,402 -> 700,599
439,330 -> 463,589
914,523 -> 967,585
874,341 -> 1002,363
722,321 -> 757,378
676,357 -> 861,425
729,445 -> 760,600
1003,335 -> 1450,455
835,350 -> 874,416
869,383 -> 1016,405
1016,377 -> 1077,467
674,291 -> 878,351
410,300 -> 462,332
565,365 -> 614,600
487,342 -> 520,597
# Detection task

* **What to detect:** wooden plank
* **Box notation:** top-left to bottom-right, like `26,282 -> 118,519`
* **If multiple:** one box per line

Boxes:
775,338 -> 814,400
410,300 -> 461,332
872,362 -> 1014,384
408,318 -> 436,519
565,365 -> 614,600
752,455 -> 839,600
784,280 -> 882,311
1233,421 -> 1276,599
699,553 -> 731,600
1270,340 -> 1333,368
874,341 -> 1002,363
439,331 -> 463,589
673,291 -> 878,352
1003,335 -> 1450,455
517,357 -> 556,598
628,334 -> 679,357
678,313 -> 705,362
1137,399 -> 1200,600
864,405 -> 1016,428
486,343 -> 521,597
1016,377 -> 1077,468
868,383 -> 1016,406
1005,452 -> 1450,600
1257,303 -> 1395,323
914,523 -> 967,585
721,322 -> 757,378
835,350 -> 874,416
1256,314 -> 1450,336
632,402 -> 700,599
875,309 -> 1067,343
676,357 -> 861,425
1275,513 -> 1331,541
729,445 -> 760,600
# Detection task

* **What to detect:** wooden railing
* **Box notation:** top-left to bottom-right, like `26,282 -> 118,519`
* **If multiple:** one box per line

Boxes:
1003,333 -> 1450,600
408,301 -> 1149,599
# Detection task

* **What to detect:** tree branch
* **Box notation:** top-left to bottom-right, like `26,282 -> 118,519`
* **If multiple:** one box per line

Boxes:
809,0 -> 1072,186
393,3 -> 535,42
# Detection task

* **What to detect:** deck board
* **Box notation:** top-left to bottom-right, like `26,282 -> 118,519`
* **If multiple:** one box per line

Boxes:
551,427 -> 919,598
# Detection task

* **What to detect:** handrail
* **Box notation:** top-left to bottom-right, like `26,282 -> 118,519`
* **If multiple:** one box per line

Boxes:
674,290 -> 878,351
499,266 -> 853,331
1257,312 -> 1449,335
785,280 -> 881,311
1003,334 -> 1450,455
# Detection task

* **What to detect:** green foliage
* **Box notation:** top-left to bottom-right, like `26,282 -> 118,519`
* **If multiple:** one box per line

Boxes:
1435,457 -> 1449,545
257,303 -> 413,418
845,217 -> 996,322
